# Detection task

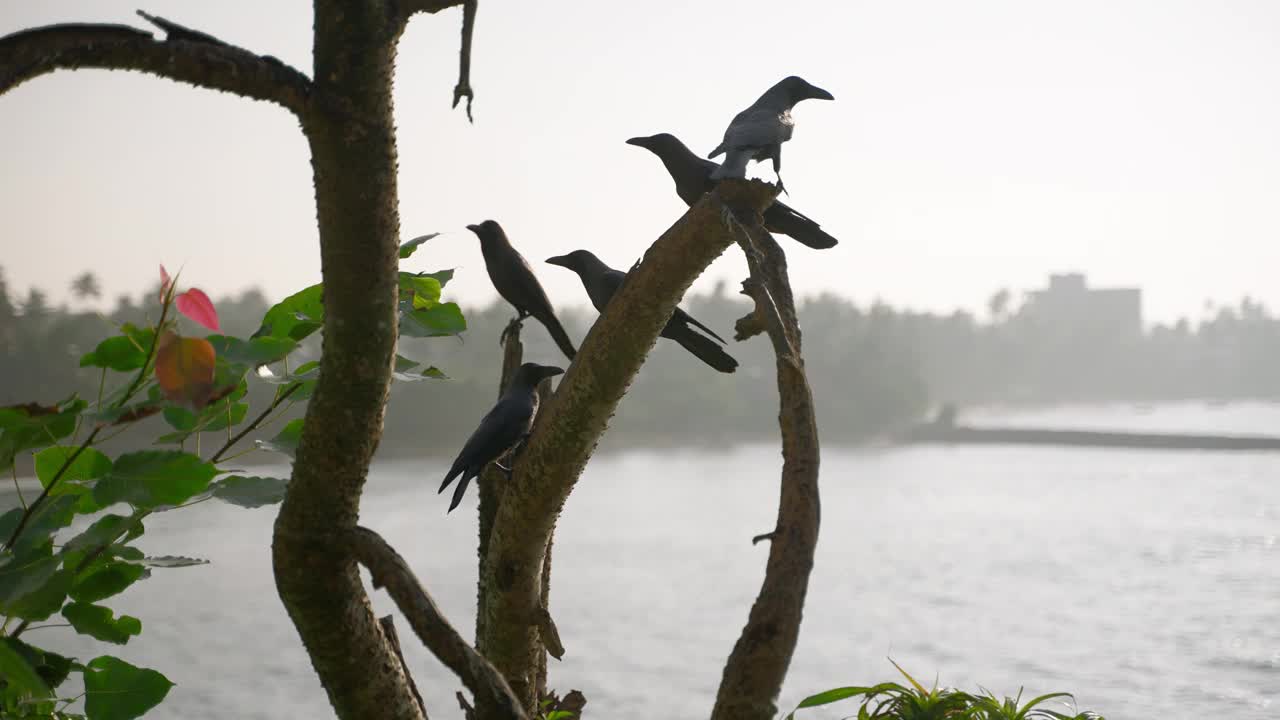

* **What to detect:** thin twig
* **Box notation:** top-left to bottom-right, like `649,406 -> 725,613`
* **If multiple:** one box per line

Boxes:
380,615 -> 429,719
209,382 -> 299,464
11,465 -> 25,509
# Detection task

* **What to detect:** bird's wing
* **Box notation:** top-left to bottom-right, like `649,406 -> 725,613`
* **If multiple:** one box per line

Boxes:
585,269 -> 626,312
440,396 -> 532,492
721,108 -> 790,152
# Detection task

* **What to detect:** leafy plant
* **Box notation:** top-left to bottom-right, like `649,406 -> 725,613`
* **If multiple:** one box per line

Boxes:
784,660 -> 1105,720
0,253 -> 461,718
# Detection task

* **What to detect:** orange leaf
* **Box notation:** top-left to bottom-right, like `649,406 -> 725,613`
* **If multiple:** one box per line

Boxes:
154,332 -> 217,408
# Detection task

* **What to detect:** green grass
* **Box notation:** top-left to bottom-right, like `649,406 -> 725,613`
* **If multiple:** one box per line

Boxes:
784,660 -> 1105,720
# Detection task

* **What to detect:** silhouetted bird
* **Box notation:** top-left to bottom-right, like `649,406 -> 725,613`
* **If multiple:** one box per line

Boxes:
439,362 -> 565,513
545,250 -> 738,373
467,220 -> 577,360
708,76 -> 834,192
626,132 -> 838,249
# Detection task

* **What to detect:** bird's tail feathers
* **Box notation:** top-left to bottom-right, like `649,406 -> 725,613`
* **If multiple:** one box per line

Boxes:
446,474 -> 474,513
764,202 -> 839,249
439,468 -> 462,495
707,141 -> 727,159
669,327 -> 738,373
536,311 -> 577,361
679,312 -> 727,344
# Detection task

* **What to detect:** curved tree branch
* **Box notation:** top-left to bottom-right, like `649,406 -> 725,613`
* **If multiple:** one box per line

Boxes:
352,527 -> 528,720
710,221 -> 821,720
0,11 -> 311,118
476,179 -> 779,712
397,0 -> 477,121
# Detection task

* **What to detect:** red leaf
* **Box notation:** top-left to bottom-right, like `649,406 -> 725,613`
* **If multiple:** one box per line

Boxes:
159,264 -> 173,303
154,332 -> 217,408
175,288 -> 220,331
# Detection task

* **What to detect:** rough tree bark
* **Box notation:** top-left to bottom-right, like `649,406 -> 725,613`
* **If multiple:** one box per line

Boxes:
711,222 -> 822,720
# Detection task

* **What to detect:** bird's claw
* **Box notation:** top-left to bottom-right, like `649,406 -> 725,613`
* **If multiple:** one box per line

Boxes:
500,315 -> 525,346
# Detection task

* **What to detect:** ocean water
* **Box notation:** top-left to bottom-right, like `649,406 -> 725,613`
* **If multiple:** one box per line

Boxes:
9,404 -> 1280,719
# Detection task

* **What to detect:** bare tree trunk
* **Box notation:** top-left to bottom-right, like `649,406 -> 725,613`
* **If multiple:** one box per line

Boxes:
270,3 -> 428,718
710,227 -> 821,720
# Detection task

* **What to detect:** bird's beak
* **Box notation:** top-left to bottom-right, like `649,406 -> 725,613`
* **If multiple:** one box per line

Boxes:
545,254 -> 569,268
807,85 -> 834,101
465,223 -> 481,234
542,366 -> 566,380
625,136 -> 652,149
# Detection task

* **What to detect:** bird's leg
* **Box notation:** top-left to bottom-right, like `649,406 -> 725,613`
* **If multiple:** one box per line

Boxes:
494,433 -> 532,480
500,311 -> 529,346
772,152 -> 789,196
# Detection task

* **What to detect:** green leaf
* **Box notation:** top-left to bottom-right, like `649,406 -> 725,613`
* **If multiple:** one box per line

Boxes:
394,366 -> 450,382
83,656 -> 172,720
0,398 -> 86,473
8,495 -> 79,556
91,451 -> 219,510
421,268 -> 454,289
207,335 -> 299,369
71,562 -> 147,603
34,447 -> 112,494
255,419 -> 303,458
211,475 -> 288,508
400,301 -> 467,338
1,638 -> 73,693
398,272 -> 443,310
253,283 -> 323,341
545,712 -> 576,720
794,686 -> 875,710
62,604 -> 142,646
62,514 -> 144,555
138,555 -> 209,568
161,406 -> 197,432
398,232 -> 439,258
0,637 -> 51,699
78,325 -> 154,372
0,555 -> 72,621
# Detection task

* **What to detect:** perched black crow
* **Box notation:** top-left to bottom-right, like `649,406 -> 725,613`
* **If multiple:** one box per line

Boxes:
708,76 -> 834,192
545,250 -> 737,374
467,220 -> 577,360
439,362 -> 564,512
626,132 -> 838,249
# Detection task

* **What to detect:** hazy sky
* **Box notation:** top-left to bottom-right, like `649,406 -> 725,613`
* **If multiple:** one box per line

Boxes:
2,1 -> 1279,325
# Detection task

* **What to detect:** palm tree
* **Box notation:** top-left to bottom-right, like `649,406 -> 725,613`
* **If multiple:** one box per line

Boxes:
70,271 -> 102,302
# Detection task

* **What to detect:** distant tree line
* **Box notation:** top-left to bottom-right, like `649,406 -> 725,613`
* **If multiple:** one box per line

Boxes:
1,268 -> 1275,459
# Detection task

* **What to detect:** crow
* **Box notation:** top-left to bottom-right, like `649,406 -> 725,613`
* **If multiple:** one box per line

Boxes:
708,76 -> 834,192
626,132 -> 838,249
439,362 -> 565,513
467,220 -> 577,360
545,250 -> 737,373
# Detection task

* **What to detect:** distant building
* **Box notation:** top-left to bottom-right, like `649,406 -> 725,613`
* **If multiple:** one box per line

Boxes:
1020,273 -> 1143,341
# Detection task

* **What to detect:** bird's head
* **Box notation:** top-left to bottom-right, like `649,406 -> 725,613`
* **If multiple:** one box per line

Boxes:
625,133 -> 682,155
464,220 -> 504,242
545,249 -> 599,275
777,75 -> 835,104
514,362 -> 565,386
